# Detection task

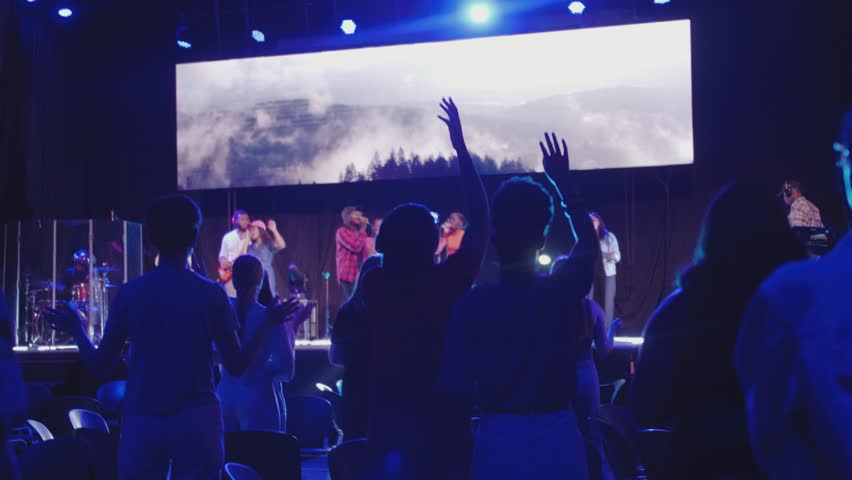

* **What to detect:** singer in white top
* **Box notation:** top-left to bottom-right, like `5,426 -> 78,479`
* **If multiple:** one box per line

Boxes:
219,210 -> 252,297
590,212 -> 621,327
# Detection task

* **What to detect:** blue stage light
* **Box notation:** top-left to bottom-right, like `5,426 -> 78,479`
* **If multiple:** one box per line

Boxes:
468,3 -> 491,24
537,254 -> 553,266
568,1 -> 585,14
340,19 -> 357,35
653,0 -> 671,4
177,40 -> 192,49
58,7 -> 72,17
251,30 -> 265,43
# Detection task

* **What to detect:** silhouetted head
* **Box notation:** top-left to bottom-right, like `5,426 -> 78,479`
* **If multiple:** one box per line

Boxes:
682,182 -> 805,298
232,255 -> 264,297
589,212 -> 608,240
491,177 -> 554,264
146,194 -> 202,259
349,255 -> 383,301
376,203 -> 437,268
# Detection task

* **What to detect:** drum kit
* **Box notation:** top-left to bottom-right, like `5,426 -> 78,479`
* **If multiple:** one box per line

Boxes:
21,265 -> 120,347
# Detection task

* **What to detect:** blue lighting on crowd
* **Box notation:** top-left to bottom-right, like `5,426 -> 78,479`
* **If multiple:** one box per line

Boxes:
568,2 -> 585,15
468,3 -> 491,24
177,40 -> 192,49
58,7 -> 73,17
251,30 -> 265,43
340,19 -> 357,35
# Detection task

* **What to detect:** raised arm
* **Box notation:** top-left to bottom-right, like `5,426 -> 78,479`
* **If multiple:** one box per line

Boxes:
268,220 -> 286,250
540,132 -> 597,291
46,301 -> 128,381
438,97 -> 489,263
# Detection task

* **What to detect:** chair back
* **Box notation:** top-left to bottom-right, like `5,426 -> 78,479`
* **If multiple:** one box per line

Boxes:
328,438 -> 369,480
224,430 -> 300,480
27,419 -> 55,441
591,417 -> 641,479
320,391 -> 344,433
18,437 -> 95,480
637,428 -> 672,479
225,462 -> 263,480
69,408 -> 110,433
287,394 -> 336,450
599,379 -> 627,405
95,380 -> 126,417
39,396 -> 106,437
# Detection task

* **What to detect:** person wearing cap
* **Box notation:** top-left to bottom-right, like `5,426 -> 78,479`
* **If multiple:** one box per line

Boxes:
336,206 -> 369,300
781,179 -> 824,228
247,219 -> 286,296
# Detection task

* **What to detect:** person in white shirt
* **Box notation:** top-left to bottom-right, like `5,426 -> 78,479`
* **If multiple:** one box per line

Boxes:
590,212 -> 621,327
219,210 -> 251,297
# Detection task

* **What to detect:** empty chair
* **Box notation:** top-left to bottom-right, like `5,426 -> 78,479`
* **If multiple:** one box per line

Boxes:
224,462 -> 263,480
224,430 -> 300,480
69,408 -> 110,433
95,380 -> 126,418
328,438 -> 369,480
18,437 -> 95,480
286,395 -> 337,452
27,419 -> 55,442
39,395 -> 106,437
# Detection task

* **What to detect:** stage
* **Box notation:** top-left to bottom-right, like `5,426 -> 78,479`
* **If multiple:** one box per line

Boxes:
14,337 -> 642,397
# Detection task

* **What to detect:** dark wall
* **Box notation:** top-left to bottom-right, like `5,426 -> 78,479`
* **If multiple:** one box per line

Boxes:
2,0 -> 850,333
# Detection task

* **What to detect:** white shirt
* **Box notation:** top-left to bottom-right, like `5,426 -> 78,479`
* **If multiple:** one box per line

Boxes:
219,230 -> 250,263
600,231 -> 621,277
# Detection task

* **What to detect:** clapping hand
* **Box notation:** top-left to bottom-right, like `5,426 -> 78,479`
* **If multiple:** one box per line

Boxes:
540,132 -> 571,182
286,300 -> 316,326
438,97 -> 466,151
43,303 -> 86,336
263,297 -> 302,326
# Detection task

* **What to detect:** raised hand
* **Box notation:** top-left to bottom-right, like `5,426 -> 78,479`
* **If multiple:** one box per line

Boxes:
267,219 -> 278,233
43,303 -> 86,336
438,97 -> 466,151
264,297 -> 301,326
540,132 -> 571,181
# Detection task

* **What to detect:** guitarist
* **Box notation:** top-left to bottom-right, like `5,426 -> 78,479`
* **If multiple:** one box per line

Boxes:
218,210 -> 251,297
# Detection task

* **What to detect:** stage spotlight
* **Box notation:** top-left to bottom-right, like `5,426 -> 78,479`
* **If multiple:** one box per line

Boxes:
177,40 -> 192,48
340,19 -> 357,35
27,0 -> 37,3
57,7 -> 73,17
468,3 -> 491,24
537,254 -> 552,266
567,1 -> 585,15
653,0 -> 671,4
251,29 -> 265,43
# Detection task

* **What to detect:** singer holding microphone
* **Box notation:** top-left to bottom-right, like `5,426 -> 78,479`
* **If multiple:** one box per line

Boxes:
434,212 -> 467,263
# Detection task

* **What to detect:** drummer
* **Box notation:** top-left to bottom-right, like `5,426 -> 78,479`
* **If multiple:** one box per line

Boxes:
60,249 -> 90,301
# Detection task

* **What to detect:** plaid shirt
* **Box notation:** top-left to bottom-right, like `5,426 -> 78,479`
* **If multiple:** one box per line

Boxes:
336,226 -> 367,284
788,197 -> 823,228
